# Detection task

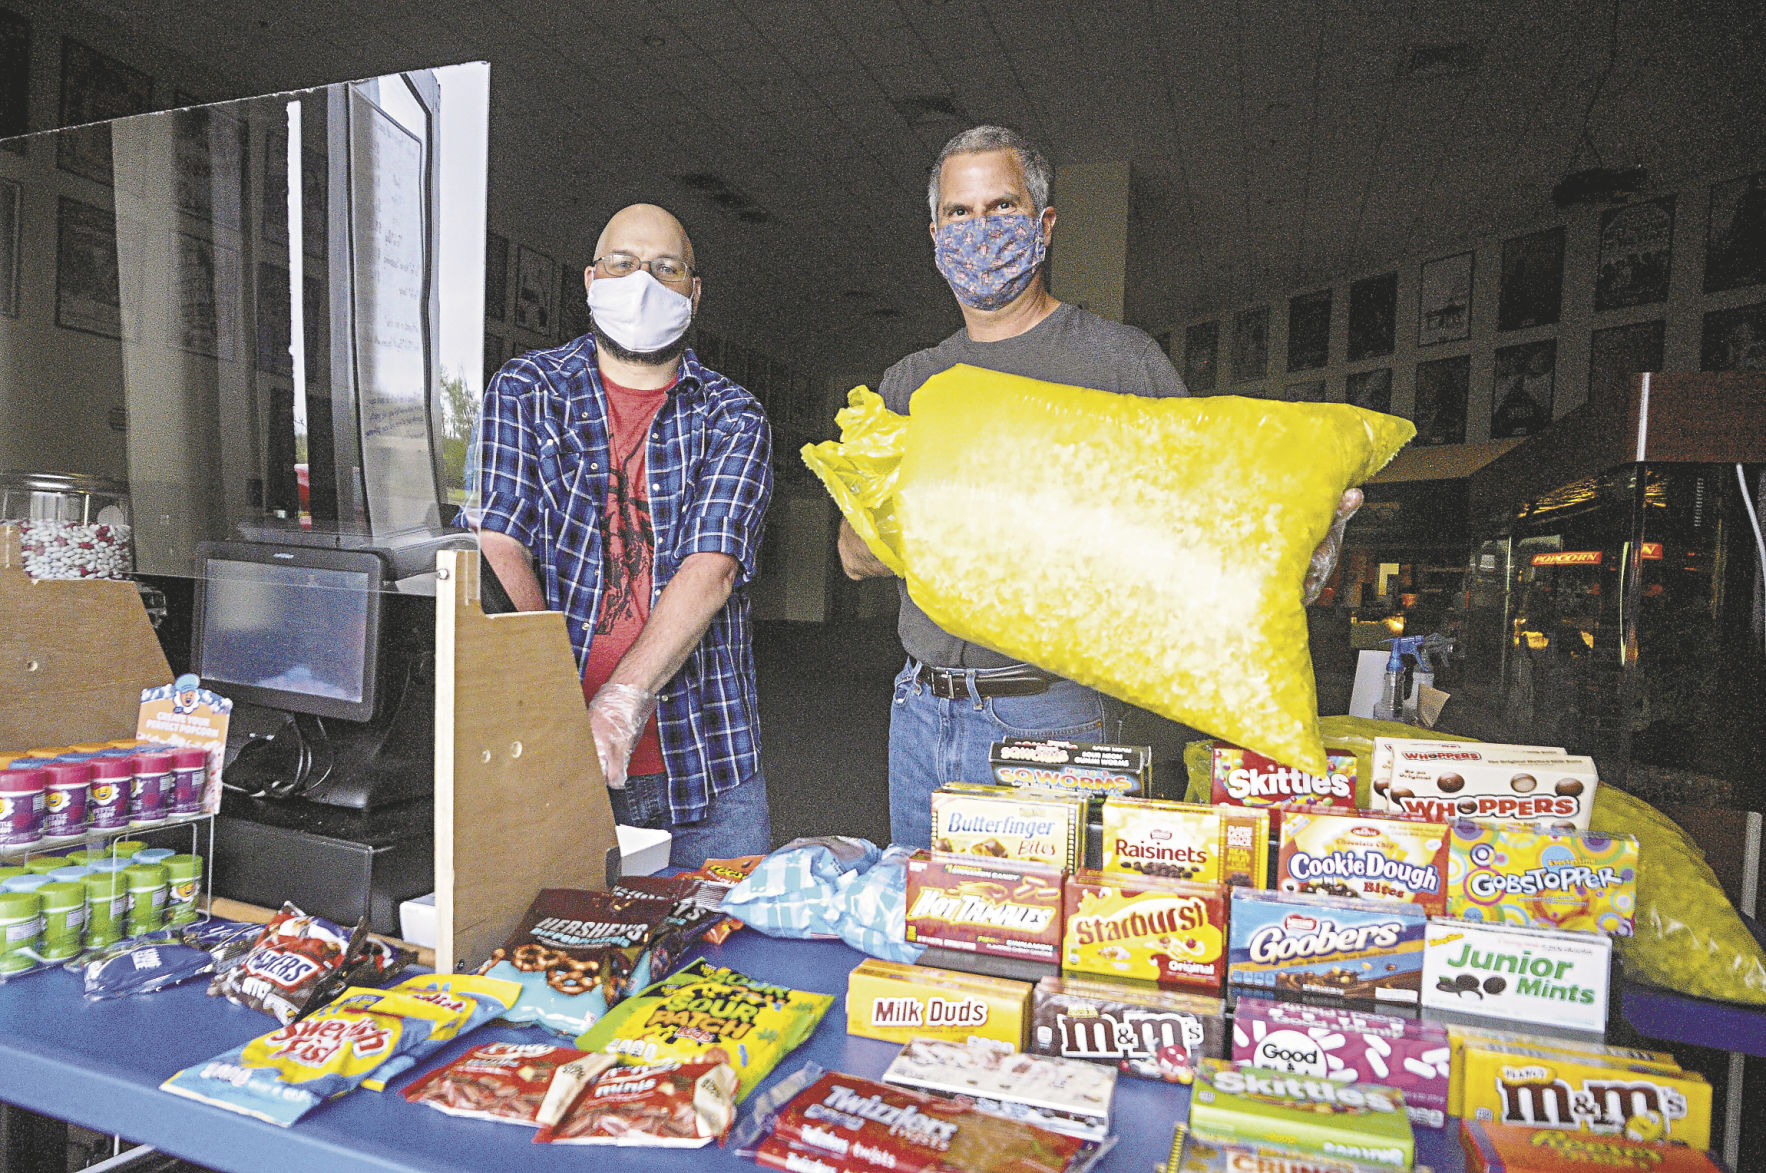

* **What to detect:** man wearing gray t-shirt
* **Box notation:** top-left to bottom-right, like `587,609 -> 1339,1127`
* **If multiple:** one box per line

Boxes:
837,125 -> 1188,849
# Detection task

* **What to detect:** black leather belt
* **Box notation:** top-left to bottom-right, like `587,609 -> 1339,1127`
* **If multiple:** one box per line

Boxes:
914,663 -> 1053,700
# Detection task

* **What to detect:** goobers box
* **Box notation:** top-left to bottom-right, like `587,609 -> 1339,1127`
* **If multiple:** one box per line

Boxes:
1371,739 -> 1598,830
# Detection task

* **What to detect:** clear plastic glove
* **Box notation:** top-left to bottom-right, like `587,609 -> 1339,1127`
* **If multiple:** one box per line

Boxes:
1303,487 -> 1363,605
587,682 -> 659,790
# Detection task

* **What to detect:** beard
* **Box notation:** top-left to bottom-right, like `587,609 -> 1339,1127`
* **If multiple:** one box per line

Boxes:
589,316 -> 692,368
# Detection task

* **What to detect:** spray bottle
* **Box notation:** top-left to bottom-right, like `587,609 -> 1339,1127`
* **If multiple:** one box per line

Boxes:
1404,633 -> 1458,722
1373,635 -> 1427,722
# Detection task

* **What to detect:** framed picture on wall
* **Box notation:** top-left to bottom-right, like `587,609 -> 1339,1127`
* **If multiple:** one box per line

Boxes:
57,40 -> 153,185
1231,306 -> 1269,383
1281,379 -> 1326,402
484,231 -> 508,321
1183,320 -> 1218,391
55,196 -> 122,337
1588,320 -> 1664,412
173,107 -> 246,229
483,332 -> 503,388
170,231 -> 239,361
255,261 -> 293,375
0,178 -> 18,318
1345,367 -> 1392,413
1286,289 -> 1332,372
1700,303 -> 1766,371
1704,171 -> 1766,294
0,8 -> 28,148
1347,272 -> 1397,361
1595,196 -> 1673,310
1417,252 -> 1473,345
558,265 -> 589,341
1490,339 -> 1556,439
1497,226 -> 1564,331
513,244 -> 556,336
1412,355 -> 1469,446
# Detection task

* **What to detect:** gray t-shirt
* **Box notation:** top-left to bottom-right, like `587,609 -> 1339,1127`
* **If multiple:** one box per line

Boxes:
878,302 -> 1188,668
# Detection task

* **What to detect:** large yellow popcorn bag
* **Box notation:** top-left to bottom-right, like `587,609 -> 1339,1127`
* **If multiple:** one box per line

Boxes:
803,365 -> 1414,775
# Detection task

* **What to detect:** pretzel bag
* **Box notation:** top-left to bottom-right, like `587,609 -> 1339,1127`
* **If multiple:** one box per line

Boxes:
803,367 -> 1413,775
479,889 -> 680,1036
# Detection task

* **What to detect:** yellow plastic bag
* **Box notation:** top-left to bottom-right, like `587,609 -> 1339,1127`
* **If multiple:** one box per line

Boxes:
803,367 -> 1413,775
1181,720 -> 1766,1006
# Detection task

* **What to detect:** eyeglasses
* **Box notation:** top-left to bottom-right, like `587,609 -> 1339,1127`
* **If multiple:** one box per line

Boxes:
594,253 -> 693,284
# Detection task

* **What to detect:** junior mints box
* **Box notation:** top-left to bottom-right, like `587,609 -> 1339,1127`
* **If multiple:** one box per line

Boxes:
1421,918 -> 1611,1033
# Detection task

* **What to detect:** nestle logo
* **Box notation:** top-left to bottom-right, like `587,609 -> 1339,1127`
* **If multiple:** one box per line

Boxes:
1282,914 -> 1318,932
1151,830 -> 1170,841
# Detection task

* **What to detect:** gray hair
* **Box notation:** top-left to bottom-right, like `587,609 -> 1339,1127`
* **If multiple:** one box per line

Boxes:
926,125 -> 1052,220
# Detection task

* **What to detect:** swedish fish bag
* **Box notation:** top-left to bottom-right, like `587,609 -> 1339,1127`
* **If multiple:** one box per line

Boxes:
804,366 -> 1413,775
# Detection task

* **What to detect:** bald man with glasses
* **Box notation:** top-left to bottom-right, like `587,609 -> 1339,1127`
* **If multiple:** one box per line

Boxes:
472,203 -> 774,866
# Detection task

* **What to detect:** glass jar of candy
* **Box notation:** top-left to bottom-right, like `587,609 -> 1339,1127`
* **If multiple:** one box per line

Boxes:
0,472 -> 133,580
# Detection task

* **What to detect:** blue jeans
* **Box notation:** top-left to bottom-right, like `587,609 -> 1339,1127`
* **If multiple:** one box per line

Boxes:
887,660 -> 1121,849
609,771 -> 773,869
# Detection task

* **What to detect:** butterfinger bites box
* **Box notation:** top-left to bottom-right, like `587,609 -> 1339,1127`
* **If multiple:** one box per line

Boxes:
1275,810 -> 1448,914
846,958 -> 1031,1049
1373,740 -> 1597,831
1212,743 -> 1359,810
1188,1059 -> 1415,1170
1031,974 -> 1226,1084
1444,1027 -> 1680,1122
990,739 -> 1150,800
931,784 -> 1085,871
1100,798 -> 1270,887
1460,1120 -> 1728,1173
1446,821 -> 1638,937
1228,889 -> 1427,1006
1062,870 -> 1228,992
1460,1045 -> 1713,1149
1232,998 -> 1452,1129
905,853 -> 1064,964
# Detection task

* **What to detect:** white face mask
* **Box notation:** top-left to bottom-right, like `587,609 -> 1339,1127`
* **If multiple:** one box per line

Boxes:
586,270 -> 693,354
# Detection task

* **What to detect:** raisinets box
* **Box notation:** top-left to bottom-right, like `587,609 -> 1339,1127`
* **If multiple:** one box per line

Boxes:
1275,810 -> 1448,915
1031,974 -> 1226,1083
847,958 -> 1031,1050
1421,919 -> 1611,1034
905,853 -> 1065,964
1446,821 -> 1637,937
1099,798 -> 1269,887
1062,870 -> 1228,992
1187,1059 -> 1415,1170
1371,739 -> 1597,830
931,784 -> 1086,871
1227,889 -> 1427,1006
1230,998 -> 1451,1129
990,739 -> 1150,800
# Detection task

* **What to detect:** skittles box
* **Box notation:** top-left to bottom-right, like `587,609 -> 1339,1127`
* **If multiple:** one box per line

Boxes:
1188,1059 -> 1415,1170
1447,821 -> 1637,937
931,784 -> 1086,872
1062,870 -> 1228,992
905,853 -> 1065,964
1100,798 -> 1269,887
1276,810 -> 1448,914
1228,889 -> 1426,1006
1460,1043 -> 1712,1148
1460,1120 -> 1727,1173
1212,742 -> 1358,810
990,739 -> 1149,800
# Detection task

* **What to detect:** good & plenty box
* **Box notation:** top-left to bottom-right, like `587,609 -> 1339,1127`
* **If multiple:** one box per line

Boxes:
1459,1043 -> 1712,1148
905,853 -> 1064,964
1031,973 -> 1226,1083
1099,798 -> 1269,887
931,784 -> 1085,871
1062,870 -> 1228,992
1275,810 -> 1447,914
1231,998 -> 1451,1129
880,1037 -> 1116,1142
1460,1120 -> 1726,1173
1211,742 -> 1358,810
1187,1059 -> 1415,1170
1227,889 -> 1427,1005
1444,1026 -> 1679,1119
1372,739 -> 1597,830
1446,822 -> 1637,937
990,739 -> 1149,800
1421,919 -> 1611,1034
846,958 -> 1030,1049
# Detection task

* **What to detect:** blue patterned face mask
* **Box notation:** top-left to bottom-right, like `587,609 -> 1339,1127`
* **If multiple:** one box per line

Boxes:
933,214 -> 1048,311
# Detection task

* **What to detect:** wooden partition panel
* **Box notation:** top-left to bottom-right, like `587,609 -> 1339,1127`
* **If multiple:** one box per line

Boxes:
0,524 -> 173,749
433,548 -> 615,973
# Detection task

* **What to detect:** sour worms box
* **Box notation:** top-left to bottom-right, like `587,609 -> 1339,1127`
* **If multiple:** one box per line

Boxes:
905,852 -> 1065,964
1445,821 -> 1637,938
1062,870 -> 1229,992
1227,889 -> 1427,1005
1275,810 -> 1448,915
989,739 -> 1150,800
1099,798 -> 1269,887
1420,919 -> 1612,1034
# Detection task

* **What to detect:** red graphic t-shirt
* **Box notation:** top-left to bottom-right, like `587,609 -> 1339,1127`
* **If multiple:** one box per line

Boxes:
580,369 -> 673,777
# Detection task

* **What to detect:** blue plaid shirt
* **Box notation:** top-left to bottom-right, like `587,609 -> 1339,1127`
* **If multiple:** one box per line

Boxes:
472,335 -> 772,823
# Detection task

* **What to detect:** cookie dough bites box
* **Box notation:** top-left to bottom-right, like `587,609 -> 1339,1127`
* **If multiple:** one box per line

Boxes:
1099,798 -> 1269,887
931,784 -> 1086,872
1275,810 -> 1448,915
